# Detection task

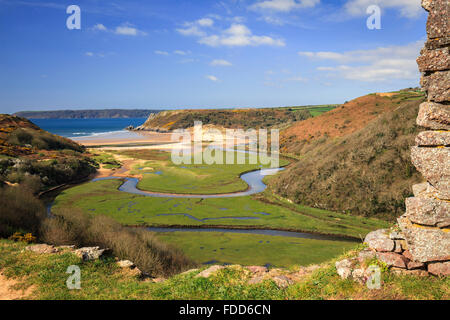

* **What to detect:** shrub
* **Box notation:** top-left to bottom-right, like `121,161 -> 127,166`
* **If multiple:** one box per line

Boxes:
0,186 -> 46,238
41,209 -> 195,277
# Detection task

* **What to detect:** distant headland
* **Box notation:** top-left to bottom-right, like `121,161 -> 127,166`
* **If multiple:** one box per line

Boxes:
13,109 -> 162,119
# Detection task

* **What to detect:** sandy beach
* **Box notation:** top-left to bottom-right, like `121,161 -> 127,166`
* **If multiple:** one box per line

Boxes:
73,130 -> 174,147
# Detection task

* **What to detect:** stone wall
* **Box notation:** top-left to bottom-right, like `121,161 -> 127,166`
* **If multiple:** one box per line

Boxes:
336,0 -> 449,280
398,0 -> 449,275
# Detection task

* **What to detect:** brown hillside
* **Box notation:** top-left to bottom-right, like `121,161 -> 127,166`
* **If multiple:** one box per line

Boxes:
0,114 -> 84,158
271,90 -> 426,220
280,91 -> 425,155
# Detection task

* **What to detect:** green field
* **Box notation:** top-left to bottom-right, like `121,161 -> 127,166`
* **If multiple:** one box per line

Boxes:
52,148 -> 389,266
122,150 -> 289,195
53,179 -> 388,239
155,231 -> 357,267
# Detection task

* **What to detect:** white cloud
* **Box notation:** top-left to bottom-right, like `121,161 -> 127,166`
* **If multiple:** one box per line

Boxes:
177,25 -> 206,37
154,50 -> 169,56
91,23 -> 147,36
92,23 -> 107,31
250,0 -> 320,12
344,0 -> 422,18
176,17 -> 214,37
206,75 -> 220,82
115,24 -> 147,36
174,50 -> 190,55
197,18 -> 214,27
198,23 -> 285,47
85,52 -> 106,58
300,41 -> 422,82
210,59 -> 233,67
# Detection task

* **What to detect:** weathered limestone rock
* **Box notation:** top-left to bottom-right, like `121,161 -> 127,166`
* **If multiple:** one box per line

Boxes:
117,260 -> 135,268
246,266 -> 268,274
75,247 -> 107,261
376,252 -> 408,268
364,229 -> 395,252
423,0 -> 450,39
335,259 -> 353,279
398,216 -> 450,263
412,182 -> 449,200
272,275 -> 293,289
427,261 -> 450,276
420,71 -> 450,103
195,265 -> 224,278
416,131 -> 450,147
405,197 -> 450,227
358,249 -> 376,264
416,102 -> 450,130
391,268 -> 429,277
410,147 -> 450,197
417,47 -> 450,72
25,244 -> 58,254
389,230 -> 405,240
407,260 -> 426,270
180,268 -> 199,275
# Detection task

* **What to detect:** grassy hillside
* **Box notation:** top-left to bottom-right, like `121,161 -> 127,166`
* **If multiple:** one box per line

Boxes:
0,114 -> 96,192
137,105 -> 337,131
1,239 -> 447,300
270,91 -> 426,220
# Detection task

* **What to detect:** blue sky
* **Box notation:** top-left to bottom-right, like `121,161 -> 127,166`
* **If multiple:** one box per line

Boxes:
0,0 -> 427,113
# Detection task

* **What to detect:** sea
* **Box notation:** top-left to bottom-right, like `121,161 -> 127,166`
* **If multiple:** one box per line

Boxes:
30,118 -> 147,138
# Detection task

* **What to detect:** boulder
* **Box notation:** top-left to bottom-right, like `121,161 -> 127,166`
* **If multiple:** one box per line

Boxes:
272,275 -> 293,289
246,266 -> 268,274
335,259 -> 353,280
358,249 -> 376,264
410,147 -> 450,197
75,247 -> 107,261
180,268 -> 200,275
351,268 -> 367,284
398,216 -> 450,263
407,260 -> 426,270
412,182 -> 449,201
389,230 -> 405,240
417,47 -> 450,72
117,260 -> 135,268
391,268 -> 429,277
405,197 -> 450,227
195,265 -> 224,278
25,244 -> 58,254
364,229 -> 395,252
427,261 -> 450,276
416,102 -> 450,130
420,71 -> 450,103
394,241 -> 404,253
416,131 -> 450,147
424,0 -> 450,39
376,252 -> 408,269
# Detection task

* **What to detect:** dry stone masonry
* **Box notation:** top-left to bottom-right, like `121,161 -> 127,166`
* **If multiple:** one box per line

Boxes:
336,0 -> 449,281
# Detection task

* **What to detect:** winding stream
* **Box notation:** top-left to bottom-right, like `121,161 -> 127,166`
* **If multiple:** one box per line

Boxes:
92,167 -> 283,198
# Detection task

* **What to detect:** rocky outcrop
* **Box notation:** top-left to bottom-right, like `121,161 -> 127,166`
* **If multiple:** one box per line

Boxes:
338,1 -> 450,281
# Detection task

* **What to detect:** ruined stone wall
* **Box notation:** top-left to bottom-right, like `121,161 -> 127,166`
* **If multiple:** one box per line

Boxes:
336,1 -> 449,280
396,0 -> 450,275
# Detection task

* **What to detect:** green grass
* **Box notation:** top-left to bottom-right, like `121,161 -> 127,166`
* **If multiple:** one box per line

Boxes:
53,179 -> 389,239
155,231 -> 357,267
1,240 -> 448,300
92,152 -> 121,169
124,150 -> 289,195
